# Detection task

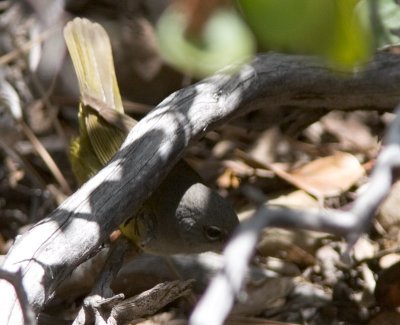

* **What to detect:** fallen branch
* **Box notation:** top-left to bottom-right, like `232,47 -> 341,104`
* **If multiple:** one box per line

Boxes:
2,52 -> 400,324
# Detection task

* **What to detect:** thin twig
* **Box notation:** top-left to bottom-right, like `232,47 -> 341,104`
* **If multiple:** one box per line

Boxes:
8,17 -> 71,164
72,238 -> 130,325
0,139 -> 47,190
0,24 -> 59,67
20,120 -> 72,194
28,66 -> 70,156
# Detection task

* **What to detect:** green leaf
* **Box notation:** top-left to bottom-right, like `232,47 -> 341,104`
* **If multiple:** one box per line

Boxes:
156,8 -> 255,77
238,0 -> 372,69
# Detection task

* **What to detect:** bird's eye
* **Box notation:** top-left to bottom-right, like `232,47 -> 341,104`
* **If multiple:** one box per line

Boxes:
204,225 -> 224,241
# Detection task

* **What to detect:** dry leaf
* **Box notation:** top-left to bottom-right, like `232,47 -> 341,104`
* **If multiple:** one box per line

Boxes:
321,111 -> 378,153
274,152 -> 365,198
269,190 -> 319,210
256,227 -> 324,266
235,149 -> 364,198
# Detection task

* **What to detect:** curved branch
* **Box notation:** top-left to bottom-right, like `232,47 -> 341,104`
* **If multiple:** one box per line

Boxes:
1,52 -> 400,324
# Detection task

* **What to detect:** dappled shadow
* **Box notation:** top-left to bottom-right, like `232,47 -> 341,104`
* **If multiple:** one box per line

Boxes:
2,83 -> 241,307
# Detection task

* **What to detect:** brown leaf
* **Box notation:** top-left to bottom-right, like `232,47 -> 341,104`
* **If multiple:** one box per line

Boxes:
321,111 -> 379,153
269,190 -> 319,210
272,152 -> 365,198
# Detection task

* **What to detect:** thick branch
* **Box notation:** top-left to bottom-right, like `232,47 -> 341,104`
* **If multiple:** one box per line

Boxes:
1,52 -> 400,324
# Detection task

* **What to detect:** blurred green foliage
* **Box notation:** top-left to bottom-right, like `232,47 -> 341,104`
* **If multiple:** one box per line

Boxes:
238,0 -> 372,69
155,1 -> 400,77
156,7 -> 255,78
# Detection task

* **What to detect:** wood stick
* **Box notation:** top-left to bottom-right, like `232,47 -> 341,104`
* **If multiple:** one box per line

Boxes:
1,52 -> 400,324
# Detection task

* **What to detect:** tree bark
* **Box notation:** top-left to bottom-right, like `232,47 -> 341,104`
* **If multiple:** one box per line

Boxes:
1,52 -> 400,324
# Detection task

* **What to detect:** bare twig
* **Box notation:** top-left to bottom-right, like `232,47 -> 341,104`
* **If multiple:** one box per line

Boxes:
5,19 -> 72,194
20,121 -> 72,194
73,238 -> 131,325
0,24 -> 59,67
110,280 -> 194,325
189,106 -> 400,325
28,71 -> 70,155
0,139 -> 47,190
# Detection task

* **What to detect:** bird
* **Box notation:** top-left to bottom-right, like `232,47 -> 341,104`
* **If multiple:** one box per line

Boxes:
64,17 -> 239,255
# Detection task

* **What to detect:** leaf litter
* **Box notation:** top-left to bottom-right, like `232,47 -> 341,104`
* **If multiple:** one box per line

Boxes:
0,2 -> 400,324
